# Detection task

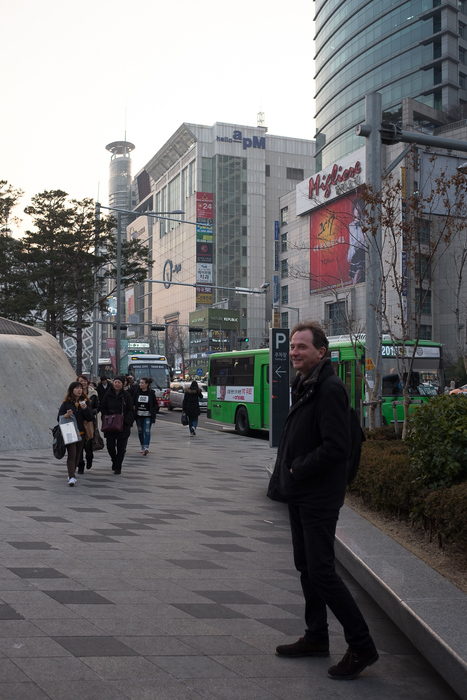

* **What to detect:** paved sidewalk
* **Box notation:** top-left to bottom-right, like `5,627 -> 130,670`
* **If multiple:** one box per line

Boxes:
0,419 -> 460,699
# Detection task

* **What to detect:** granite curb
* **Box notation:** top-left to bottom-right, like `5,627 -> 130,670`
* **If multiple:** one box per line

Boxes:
335,506 -> 467,700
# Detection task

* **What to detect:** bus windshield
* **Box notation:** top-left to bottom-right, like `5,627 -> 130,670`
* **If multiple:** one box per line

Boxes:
129,364 -> 170,390
381,357 -> 442,397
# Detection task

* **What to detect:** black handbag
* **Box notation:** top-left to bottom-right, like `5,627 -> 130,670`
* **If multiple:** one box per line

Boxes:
51,424 -> 66,460
92,425 -> 105,450
181,412 -> 188,426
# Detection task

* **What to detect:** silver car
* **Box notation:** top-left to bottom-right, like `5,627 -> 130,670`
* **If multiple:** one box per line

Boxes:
169,382 -> 208,411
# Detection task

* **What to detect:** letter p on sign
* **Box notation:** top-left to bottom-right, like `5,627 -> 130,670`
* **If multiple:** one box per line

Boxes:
275,332 -> 287,349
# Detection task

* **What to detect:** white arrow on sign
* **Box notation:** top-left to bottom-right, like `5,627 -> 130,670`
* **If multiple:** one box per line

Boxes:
275,366 -> 286,378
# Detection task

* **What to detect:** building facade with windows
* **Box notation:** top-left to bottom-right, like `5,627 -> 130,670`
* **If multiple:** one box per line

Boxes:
125,122 -> 315,373
278,98 -> 467,365
314,0 -> 467,171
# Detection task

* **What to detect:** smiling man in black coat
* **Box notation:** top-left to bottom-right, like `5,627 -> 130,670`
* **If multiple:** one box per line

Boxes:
268,320 -> 378,681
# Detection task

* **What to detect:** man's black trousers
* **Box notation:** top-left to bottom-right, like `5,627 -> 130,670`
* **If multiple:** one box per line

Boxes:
288,503 -> 374,652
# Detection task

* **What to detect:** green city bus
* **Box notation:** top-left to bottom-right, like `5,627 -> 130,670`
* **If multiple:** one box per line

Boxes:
207,349 -> 269,435
327,335 -> 444,424
207,337 -> 443,434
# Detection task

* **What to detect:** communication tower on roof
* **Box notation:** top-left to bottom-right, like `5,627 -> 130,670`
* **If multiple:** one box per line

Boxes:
105,140 -> 135,211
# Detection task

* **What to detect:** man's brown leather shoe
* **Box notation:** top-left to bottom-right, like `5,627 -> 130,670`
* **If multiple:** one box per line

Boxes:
276,637 -> 329,657
328,647 -> 379,680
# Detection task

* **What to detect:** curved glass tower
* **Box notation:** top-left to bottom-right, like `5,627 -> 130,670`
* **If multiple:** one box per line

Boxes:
314,0 -> 465,170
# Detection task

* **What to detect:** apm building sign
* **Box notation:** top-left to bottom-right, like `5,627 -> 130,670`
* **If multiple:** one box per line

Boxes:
296,147 -> 365,216
216,130 -> 266,151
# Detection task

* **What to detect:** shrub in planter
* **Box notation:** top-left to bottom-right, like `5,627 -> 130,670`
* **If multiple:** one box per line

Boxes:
407,394 -> 467,490
364,426 -> 400,441
425,483 -> 467,550
349,440 -> 415,514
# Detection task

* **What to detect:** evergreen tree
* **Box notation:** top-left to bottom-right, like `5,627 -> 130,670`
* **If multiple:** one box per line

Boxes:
21,190 -> 152,373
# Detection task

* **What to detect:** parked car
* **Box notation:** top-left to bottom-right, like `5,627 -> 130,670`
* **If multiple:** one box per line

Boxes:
168,382 -> 208,411
450,384 -> 467,395
168,383 -> 185,411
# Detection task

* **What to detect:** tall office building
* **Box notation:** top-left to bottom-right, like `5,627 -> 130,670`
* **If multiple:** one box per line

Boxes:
314,0 -> 467,170
127,121 -> 315,368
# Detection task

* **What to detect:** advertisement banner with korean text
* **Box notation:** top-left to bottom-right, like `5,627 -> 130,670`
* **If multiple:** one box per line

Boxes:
216,386 -> 254,402
196,262 -> 213,284
196,285 -> 213,305
196,192 -> 213,223
196,241 -> 213,263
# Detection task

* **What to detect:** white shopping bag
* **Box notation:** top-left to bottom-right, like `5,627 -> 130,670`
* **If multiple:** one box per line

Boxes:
59,415 -> 81,445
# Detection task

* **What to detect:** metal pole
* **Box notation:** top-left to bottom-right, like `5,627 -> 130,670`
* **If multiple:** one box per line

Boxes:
115,211 -> 122,374
92,203 -> 100,381
365,92 -> 383,427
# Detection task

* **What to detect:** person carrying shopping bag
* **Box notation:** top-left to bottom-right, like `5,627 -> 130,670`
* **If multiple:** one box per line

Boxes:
76,375 -> 99,472
58,382 -> 94,486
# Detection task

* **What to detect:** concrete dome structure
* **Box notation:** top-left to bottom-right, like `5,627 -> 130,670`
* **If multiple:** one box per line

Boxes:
0,318 -> 76,451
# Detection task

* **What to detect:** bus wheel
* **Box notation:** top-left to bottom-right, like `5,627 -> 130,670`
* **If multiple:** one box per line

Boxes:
235,407 -> 250,436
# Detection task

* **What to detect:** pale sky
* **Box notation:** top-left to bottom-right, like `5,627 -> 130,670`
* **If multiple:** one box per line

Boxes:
2,0 -> 315,236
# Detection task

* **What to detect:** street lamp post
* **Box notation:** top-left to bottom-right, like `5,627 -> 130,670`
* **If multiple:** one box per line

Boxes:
276,305 -> 300,323
115,211 -> 122,373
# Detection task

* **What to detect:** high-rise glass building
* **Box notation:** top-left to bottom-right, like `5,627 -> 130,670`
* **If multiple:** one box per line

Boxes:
314,0 -> 467,170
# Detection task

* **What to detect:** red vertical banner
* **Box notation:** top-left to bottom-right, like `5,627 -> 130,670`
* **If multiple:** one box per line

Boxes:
196,192 -> 213,222
106,338 -> 117,374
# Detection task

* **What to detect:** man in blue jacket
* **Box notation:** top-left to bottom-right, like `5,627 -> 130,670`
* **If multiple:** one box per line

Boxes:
268,321 -> 378,680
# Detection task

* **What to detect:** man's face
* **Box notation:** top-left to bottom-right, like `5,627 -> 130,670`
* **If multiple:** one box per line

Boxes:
290,329 -> 326,375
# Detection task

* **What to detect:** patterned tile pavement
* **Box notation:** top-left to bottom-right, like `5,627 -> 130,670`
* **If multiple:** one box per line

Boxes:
0,419 -> 460,699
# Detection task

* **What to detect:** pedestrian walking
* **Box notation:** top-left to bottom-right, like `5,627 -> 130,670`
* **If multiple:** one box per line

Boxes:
76,375 -> 99,472
97,375 -> 112,403
100,375 -> 134,475
134,377 -> 159,455
125,375 -> 138,400
182,380 -> 203,435
58,381 -> 94,487
267,320 -> 378,681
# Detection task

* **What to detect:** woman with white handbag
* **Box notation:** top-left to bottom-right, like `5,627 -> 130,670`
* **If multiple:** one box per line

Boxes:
58,382 -> 94,486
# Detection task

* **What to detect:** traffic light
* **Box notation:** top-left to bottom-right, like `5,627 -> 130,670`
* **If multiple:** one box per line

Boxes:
238,337 -> 249,347
151,325 -> 166,331
112,324 -> 128,330
188,326 -> 204,332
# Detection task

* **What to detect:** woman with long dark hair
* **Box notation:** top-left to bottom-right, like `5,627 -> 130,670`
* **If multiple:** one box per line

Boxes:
182,380 -> 203,436
100,375 -> 134,474
134,377 -> 159,455
76,375 -> 99,472
58,381 -> 94,486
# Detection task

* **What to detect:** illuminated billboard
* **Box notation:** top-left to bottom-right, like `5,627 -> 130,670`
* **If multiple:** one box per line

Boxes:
309,191 -> 366,293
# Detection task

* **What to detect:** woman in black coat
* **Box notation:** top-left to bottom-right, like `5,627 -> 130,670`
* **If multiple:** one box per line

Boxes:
182,380 -> 203,436
76,375 -> 99,473
100,375 -> 134,474
58,381 -> 94,486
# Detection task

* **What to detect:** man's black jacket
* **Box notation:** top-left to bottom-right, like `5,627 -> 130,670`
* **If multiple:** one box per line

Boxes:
267,358 -> 350,509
